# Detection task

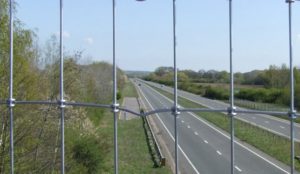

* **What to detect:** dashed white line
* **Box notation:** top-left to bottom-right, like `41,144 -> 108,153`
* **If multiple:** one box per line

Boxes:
216,150 -> 222,155
280,126 -> 285,129
142,83 -> 289,174
204,140 -> 208,144
187,125 -> 191,129
138,86 -> 201,174
194,132 -> 199,136
181,120 -> 184,123
235,166 -> 242,172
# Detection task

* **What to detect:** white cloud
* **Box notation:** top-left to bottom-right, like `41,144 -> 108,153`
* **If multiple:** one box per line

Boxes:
84,37 -> 94,45
297,34 -> 300,40
55,31 -> 71,39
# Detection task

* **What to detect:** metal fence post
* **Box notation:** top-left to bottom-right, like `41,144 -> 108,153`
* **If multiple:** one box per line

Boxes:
8,0 -> 15,173
59,0 -> 66,173
172,1 -> 180,174
286,1 -> 296,174
228,1 -> 236,174
112,0 -> 120,174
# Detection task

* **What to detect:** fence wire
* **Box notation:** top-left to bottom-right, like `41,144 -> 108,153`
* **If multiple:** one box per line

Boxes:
1,0 -> 299,174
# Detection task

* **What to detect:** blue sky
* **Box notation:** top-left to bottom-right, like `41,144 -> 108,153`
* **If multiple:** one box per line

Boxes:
16,0 -> 300,72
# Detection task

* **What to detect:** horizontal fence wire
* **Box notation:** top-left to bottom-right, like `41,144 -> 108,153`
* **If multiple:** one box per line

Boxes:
1,100 -> 299,118
3,1 -> 299,174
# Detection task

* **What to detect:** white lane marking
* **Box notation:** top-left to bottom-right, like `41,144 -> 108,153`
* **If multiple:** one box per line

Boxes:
181,120 -> 184,123
187,125 -> 191,129
204,140 -> 208,144
143,80 -> 300,141
188,112 -> 289,174
235,166 -> 242,172
237,116 -> 300,142
217,150 -> 222,156
265,121 -> 269,124
280,126 -> 285,129
194,132 -> 199,136
138,85 -> 201,174
144,80 -> 300,129
144,84 -> 290,174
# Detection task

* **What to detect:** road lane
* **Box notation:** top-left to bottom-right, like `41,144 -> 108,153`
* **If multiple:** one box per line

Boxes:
137,83 -> 292,174
142,80 -> 300,142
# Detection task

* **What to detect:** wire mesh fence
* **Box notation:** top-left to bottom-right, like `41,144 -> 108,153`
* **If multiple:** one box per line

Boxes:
1,0 -> 299,174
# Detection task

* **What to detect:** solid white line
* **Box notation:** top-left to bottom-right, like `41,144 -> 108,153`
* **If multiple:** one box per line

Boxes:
188,112 -> 289,174
194,132 -> 199,136
145,80 -> 300,129
204,140 -> 208,144
237,116 -> 300,142
144,84 -> 290,174
235,166 -> 242,172
138,85 -> 201,174
217,150 -> 222,156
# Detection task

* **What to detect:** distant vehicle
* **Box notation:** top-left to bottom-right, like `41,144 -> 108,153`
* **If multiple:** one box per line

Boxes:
138,84 -> 141,86
161,85 -> 164,87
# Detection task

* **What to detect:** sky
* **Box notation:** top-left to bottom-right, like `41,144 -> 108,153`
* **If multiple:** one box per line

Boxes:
16,0 -> 300,72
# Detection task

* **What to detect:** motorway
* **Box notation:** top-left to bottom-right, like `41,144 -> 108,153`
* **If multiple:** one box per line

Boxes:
136,81 -> 294,174
141,80 -> 300,142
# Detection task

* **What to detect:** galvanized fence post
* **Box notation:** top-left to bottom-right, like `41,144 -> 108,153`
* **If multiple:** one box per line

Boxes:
8,0 -> 15,173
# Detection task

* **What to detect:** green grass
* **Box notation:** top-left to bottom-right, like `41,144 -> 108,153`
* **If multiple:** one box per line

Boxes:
192,82 -> 264,89
230,99 -> 300,123
233,99 -> 289,112
152,86 -> 300,171
122,81 -> 138,98
118,118 -> 171,174
93,81 -> 171,173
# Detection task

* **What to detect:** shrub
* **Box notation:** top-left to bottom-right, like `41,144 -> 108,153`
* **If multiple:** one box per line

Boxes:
204,86 -> 229,100
72,136 -> 102,174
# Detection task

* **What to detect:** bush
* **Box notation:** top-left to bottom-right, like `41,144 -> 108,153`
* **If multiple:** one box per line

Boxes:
204,86 -> 229,100
72,136 -> 102,174
117,91 -> 122,100
236,88 -> 283,103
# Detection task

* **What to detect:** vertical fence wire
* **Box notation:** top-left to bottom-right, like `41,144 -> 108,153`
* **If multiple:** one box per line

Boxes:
3,1 -> 299,174
228,0 -> 236,174
172,0 -> 179,174
112,0 -> 119,174
8,0 -> 15,173
59,0 -> 65,173
287,1 -> 295,174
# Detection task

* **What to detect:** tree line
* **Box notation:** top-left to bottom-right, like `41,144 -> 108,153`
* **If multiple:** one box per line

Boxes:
144,65 -> 300,109
0,1 -> 126,173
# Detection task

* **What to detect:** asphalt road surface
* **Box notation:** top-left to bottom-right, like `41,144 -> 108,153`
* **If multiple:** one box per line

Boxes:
136,82 -> 294,174
140,80 -> 300,142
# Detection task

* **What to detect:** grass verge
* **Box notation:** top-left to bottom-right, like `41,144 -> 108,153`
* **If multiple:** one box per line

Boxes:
152,85 -> 300,171
95,81 -> 171,173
